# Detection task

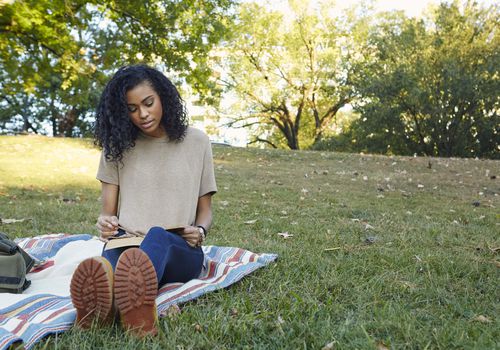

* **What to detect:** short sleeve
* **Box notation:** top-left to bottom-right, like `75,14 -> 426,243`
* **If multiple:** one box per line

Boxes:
96,152 -> 119,185
199,140 -> 217,197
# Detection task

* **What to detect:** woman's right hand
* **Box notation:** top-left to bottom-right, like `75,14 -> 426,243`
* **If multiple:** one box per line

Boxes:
96,215 -> 119,240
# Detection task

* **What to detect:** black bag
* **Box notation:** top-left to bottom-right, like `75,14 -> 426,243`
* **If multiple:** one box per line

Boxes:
0,232 -> 35,293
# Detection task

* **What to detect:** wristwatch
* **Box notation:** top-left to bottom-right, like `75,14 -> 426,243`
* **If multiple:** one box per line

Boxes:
197,225 -> 207,241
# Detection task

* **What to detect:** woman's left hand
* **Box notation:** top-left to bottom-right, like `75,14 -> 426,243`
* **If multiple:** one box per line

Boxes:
180,226 -> 204,248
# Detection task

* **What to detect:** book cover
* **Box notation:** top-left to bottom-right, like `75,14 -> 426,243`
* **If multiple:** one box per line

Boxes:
103,226 -> 186,250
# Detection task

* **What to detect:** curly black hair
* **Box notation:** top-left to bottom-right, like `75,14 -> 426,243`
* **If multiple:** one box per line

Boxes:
94,64 -> 188,162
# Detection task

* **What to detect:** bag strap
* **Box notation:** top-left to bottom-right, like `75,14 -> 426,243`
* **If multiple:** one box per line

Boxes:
19,248 -> 35,271
0,240 -> 18,254
21,278 -> 31,291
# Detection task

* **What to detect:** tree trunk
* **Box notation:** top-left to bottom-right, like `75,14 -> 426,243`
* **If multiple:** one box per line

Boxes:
58,108 -> 78,137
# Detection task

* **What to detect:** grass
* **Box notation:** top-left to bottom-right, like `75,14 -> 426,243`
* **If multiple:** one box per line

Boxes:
0,134 -> 498,349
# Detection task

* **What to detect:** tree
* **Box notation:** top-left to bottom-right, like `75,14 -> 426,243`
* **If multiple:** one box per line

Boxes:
351,1 -> 499,158
0,0 -> 234,136
216,0 -> 368,149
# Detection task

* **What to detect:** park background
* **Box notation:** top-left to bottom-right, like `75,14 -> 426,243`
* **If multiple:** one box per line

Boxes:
0,0 -> 499,349
1,0 -> 498,157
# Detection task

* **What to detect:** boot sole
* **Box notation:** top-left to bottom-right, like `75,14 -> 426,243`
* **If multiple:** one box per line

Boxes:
70,256 -> 114,329
114,248 -> 158,337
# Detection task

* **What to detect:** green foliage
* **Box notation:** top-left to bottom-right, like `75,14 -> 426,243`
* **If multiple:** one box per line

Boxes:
2,0 -> 498,158
350,1 -> 500,158
218,0 -> 365,149
0,0 -> 234,136
1,135 -> 499,348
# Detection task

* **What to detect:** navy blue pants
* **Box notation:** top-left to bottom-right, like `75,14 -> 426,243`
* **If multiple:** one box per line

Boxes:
101,226 -> 204,286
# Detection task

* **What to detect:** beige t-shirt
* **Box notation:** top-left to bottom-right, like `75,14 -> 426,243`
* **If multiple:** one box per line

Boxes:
96,127 -> 217,236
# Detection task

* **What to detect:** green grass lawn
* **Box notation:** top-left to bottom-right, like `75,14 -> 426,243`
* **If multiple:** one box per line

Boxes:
0,135 -> 498,349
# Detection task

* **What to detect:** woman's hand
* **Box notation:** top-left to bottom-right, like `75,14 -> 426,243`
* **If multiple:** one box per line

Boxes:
180,226 -> 204,248
96,215 -> 119,240
180,193 -> 212,248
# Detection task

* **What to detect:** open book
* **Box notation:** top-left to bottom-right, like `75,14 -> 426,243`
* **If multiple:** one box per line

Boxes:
103,226 -> 186,250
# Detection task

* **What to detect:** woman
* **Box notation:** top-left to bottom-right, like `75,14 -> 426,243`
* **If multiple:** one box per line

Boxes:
70,65 -> 217,337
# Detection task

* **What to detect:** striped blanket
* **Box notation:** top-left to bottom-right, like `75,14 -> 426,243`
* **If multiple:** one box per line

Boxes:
0,234 -> 277,350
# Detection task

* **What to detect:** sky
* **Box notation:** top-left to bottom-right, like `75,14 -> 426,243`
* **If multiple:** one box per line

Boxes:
345,0 -> 495,16
264,0 -> 497,17
338,0 -> 444,17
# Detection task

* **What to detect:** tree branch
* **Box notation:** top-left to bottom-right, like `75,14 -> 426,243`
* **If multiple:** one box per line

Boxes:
248,137 -> 278,148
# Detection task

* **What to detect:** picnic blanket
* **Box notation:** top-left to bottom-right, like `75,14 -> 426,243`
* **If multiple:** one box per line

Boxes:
0,234 -> 277,350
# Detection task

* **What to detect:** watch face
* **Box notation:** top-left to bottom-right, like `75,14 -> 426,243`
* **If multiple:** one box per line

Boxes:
198,227 -> 206,240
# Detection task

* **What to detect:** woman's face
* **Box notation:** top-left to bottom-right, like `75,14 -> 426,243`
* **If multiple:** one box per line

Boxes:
126,82 -> 165,138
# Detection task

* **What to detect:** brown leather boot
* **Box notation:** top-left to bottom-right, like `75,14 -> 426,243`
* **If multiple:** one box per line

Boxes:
70,256 -> 115,329
114,248 -> 158,337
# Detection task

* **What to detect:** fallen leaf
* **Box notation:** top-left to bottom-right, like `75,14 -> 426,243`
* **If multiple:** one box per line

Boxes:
322,342 -> 335,350
1,218 -> 28,224
244,219 -> 257,225
376,341 -> 389,350
472,315 -> 491,323
194,324 -> 202,332
400,281 -> 417,289
230,308 -> 238,317
277,315 -> 285,325
165,304 -> 181,319
365,236 -> 377,244
278,232 -> 294,239
364,224 -> 375,230
60,198 -> 77,204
